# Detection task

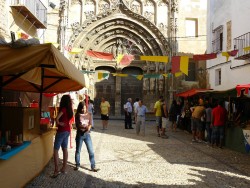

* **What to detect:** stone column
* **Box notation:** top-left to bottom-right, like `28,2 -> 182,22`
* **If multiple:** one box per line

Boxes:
115,70 -> 121,116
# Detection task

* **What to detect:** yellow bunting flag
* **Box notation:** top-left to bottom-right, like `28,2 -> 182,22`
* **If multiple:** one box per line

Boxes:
180,56 -> 189,76
97,73 -> 102,80
69,48 -> 83,54
136,75 -> 143,80
162,73 -> 168,77
140,56 -> 169,63
222,50 -> 238,61
112,73 -> 128,77
97,72 -> 109,80
117,54 -> 124,64
222,52 -> 230,62
17,31 -> 29,39
175,72 -> 183,77
244,46 -> 250,52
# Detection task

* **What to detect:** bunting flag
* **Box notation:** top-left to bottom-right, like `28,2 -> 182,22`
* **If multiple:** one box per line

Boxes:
131,74 -> 143,80
243,46 -> 250,52
162,73 -> 168,77
140,56 -> 169,63
112,73 -> 128,77
64,45 -> 72,52
193,53 -> 217,61
98,72 -> 109,80
179,56 -> 189,76
222,50 -> 238,61
143,74 -> 161,78
171,56 -> 181,73
117,54 -> 134,66
87,50 -> 114,60
175,72 -> 183,77
136,75 -> 143,80
69,48 -> 83,54
17,32 -> 29,39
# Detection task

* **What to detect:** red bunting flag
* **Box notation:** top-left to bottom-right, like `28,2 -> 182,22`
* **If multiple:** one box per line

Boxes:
193,53 -> 217,61
86,50 -> 114,60
228,50 -> 238,56
222,50 -> 239,61
171,56 -> 181,73
117,55 -> 134,66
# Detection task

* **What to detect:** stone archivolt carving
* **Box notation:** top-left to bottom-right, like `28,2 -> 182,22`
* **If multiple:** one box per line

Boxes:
131,0 -> 141,14
71,22 -> 80,32
99,0 -> 110,14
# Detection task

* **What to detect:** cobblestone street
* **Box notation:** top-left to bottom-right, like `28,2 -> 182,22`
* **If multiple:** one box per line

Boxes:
26,119 -> 250,188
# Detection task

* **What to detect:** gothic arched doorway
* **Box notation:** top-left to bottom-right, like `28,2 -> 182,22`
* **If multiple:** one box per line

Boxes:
94,66 -> 116,116
121,67 -> 143,115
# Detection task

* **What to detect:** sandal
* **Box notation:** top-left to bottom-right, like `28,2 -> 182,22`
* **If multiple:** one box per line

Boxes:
50,171 -> 61,178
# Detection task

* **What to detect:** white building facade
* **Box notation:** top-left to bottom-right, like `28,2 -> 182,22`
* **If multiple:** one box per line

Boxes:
207,0 -> 250,90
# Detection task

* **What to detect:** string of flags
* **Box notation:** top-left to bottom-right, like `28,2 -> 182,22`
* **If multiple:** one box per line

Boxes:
82,70 -> 178,80
74,48 -> 245,78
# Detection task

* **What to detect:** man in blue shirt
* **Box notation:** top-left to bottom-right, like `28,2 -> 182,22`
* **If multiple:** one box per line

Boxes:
135,100 -> 149,136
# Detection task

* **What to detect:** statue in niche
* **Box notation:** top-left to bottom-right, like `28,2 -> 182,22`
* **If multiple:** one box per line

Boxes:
122,45 -> 128,54
143,65 -> 148,73
159,63 -> 165,73
158,76 -> 164,93
131,3 -> 140,14
143,78 -> 149,94
112,44 -> 117,58
99,1 -> 109,14
116,39 -> 123,56
149,63 -> 156,72
150,78 -> 155,94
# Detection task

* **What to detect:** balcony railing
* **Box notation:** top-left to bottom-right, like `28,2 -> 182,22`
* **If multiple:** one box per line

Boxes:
234,32 -> 250,60
9,0 -> 47,29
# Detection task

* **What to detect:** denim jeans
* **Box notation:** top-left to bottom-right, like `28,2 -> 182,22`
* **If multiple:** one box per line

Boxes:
75,132 -> 95,169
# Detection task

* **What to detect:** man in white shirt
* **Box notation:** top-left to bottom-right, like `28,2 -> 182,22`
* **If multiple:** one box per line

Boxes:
124,98 -> 133,129
133,98 -> 140,124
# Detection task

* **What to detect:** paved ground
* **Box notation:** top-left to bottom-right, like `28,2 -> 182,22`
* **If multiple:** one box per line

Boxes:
26,119 -> 250,188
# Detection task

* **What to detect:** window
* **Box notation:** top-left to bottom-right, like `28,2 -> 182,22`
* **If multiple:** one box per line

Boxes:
185,18 -> 198,37
215,68 -> 221,86
212,25 -> 223,53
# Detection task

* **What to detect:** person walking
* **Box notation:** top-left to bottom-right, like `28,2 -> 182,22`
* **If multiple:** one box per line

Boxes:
211,100 -> 227,148
74,101 -> 99,172
154,96 -> 164,137
161,99 -> 169,138
133,98 -> 140,124
100,97 -> 110,130
169,100 -> 178,132
191,99 -> 205,142
205,103 -> 212,143
86,97 -> 95,129
51,95 -> 73,178
183,101 -> 192,133
135,100 -> 148,136
124,98 -> 133,129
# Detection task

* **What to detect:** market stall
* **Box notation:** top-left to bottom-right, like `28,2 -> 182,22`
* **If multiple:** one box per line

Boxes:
175,87 -> 250,153
0,43 -> 89,187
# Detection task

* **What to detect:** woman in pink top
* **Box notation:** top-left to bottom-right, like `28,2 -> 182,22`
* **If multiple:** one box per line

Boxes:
51,95 -> 73,178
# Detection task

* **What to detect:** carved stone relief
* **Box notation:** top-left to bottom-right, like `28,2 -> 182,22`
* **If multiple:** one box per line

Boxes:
131,0 -> 141,14
99,0 -> 110,14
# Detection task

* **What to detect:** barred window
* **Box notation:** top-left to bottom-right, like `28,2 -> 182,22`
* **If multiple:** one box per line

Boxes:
212,25 -> 223,53
215,68 -> 221,86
